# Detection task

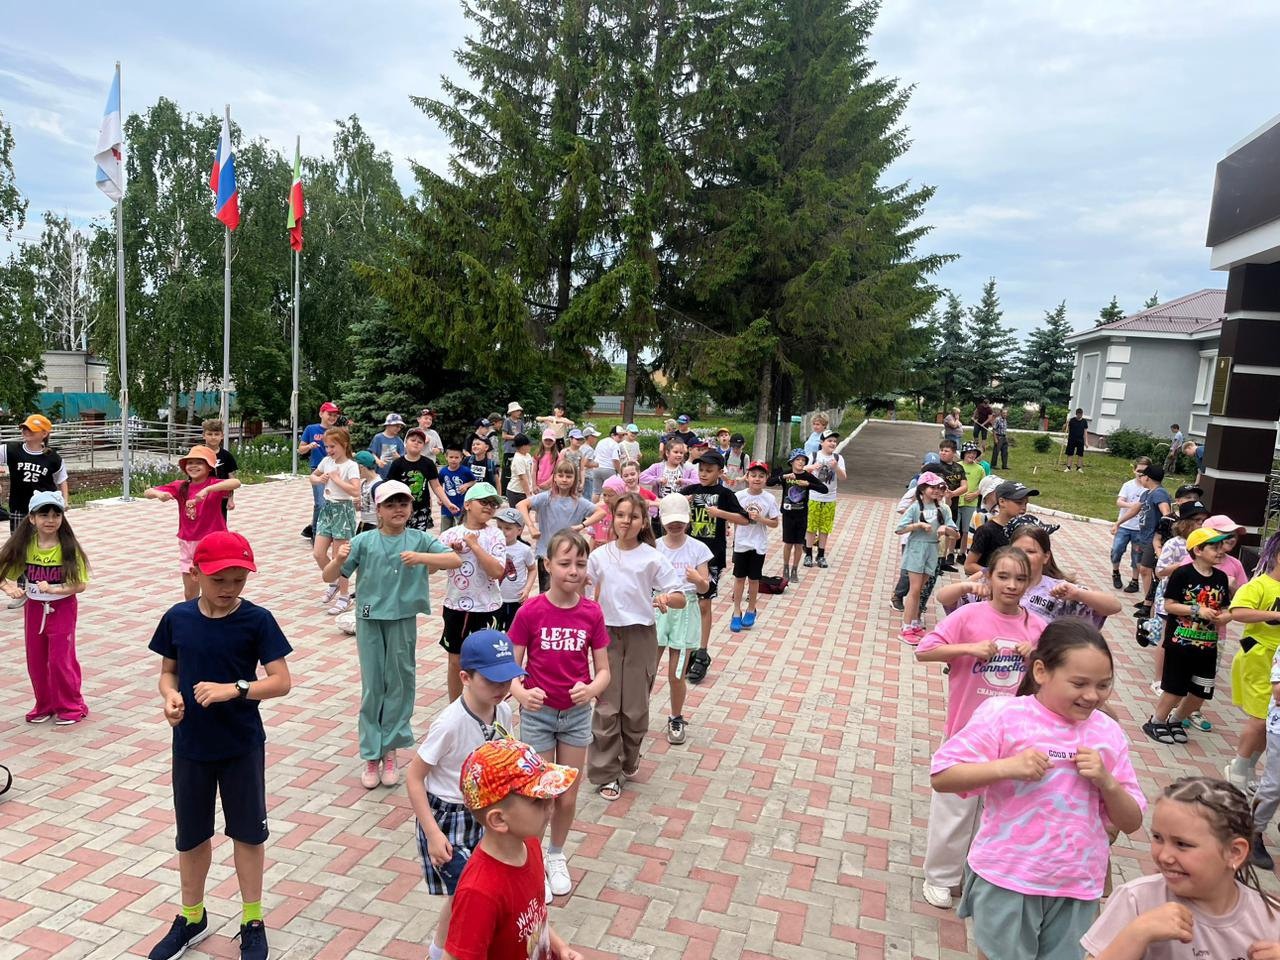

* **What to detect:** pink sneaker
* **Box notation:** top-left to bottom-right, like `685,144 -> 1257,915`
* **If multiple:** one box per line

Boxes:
361,760 -> 380,789
900,626 -> 924,646
380,752 -> 398,787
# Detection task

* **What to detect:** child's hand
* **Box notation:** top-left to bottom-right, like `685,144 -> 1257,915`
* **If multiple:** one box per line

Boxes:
227,498 -> 235,510
32,581 -> 54,595
1074,746 -> 1114,789
653,592 -> 670,614
1248,941 -> 1280,960
337,542 -> 352,560
463,532 -> 481,549
426,832 -> 454,869
529,525 -> 542,540
156,491 -> 174,502
0,582 -> 23,599
163,691 -> 185,726
1049,581 -> 1076,600
1132,902 -> 1194,945
1003,748 -> 1049,782
968,581 -> 991,599
568,681 -> 593,706
518,686 -> 546,712
448,503 -> 461,515
193,681 -> 237,707
1015,642 -> 1035,659
401,551 -> 432,566
968,640 -> 998,662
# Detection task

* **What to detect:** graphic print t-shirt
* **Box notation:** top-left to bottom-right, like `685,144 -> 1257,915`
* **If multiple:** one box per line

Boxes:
8,541 -> 88,602
387,455 -> 440,518
439,524 -> 507,613
1162,563 -> 1229,648
438,467 -> 469,513
445,837 -> 551,960
680,482 -> 749,567
2,442 -> 64,514
807,453 -> 845,502
507,594 -> 610,710
499,539 -> 534,604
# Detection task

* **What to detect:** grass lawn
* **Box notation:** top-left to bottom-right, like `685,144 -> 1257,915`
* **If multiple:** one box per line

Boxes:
994,435 -> 1196,521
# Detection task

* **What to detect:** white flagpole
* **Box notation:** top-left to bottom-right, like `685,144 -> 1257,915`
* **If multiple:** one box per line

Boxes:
114,62 -> 132,500
291,243 -> 300,475
219,108 -> 232,430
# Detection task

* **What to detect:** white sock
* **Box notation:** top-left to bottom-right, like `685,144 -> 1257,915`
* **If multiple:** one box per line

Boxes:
428,944 -> 443,960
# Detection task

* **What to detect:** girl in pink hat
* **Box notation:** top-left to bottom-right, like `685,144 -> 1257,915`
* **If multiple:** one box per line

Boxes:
145,446 -> 241,599
893,472 -> 958,642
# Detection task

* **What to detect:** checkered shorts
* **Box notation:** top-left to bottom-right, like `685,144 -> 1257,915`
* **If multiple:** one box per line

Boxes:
416,794 -> 482,895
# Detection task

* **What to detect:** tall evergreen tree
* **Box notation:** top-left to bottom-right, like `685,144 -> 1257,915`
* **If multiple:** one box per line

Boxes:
1009,300 -> 1073,418
1143,291 -> 1160,309
1096,294 -> 1124,327
953,278 -> 1013,402
660,0 -> 948,456
0,109 -> 42,418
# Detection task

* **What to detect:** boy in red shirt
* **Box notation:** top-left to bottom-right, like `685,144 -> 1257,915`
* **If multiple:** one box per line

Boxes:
446,740 -> 582,960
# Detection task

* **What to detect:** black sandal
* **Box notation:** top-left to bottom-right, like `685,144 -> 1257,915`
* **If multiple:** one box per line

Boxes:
1141,720 -> 1177,744
1168,722 -> 1189,744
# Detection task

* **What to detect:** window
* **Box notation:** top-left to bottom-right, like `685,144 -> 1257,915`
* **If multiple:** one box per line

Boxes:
1194,351 -> 1217,405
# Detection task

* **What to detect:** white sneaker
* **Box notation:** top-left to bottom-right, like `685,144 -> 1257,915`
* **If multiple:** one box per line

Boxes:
1224,761 -> 1250,792
544,873 -> 553,905
1148,680 -> 1162,696
921,881 -> 953,909
545,852 -> 572,897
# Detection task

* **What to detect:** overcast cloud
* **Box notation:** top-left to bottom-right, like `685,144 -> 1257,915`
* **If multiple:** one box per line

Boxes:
3,0 -> 1277,334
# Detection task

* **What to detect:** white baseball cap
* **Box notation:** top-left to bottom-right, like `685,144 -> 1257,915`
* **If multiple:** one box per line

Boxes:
658,493 -> 690,525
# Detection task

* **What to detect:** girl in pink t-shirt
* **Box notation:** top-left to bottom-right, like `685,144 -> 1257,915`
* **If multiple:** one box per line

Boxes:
1081,776 -> 1280,960
144,445 -> 240,599
915,546 -> 1044,910
508,528 -> 611,901
932,620 -> 1145,960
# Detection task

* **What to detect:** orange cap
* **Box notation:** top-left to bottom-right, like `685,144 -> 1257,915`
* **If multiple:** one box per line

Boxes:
459,739 -> 578,811
22,414 -> 53,433
177,445 -> 218,469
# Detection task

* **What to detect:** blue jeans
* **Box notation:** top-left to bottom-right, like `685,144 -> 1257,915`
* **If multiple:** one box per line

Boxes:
1110,526 -> 1140,570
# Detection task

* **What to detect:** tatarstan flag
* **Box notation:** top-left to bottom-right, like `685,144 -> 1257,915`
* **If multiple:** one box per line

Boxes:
287,136 -> 305,251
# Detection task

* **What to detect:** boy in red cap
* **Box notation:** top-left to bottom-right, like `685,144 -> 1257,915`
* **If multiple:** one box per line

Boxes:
146,532 -> 292,960
298,401 -> 341,540
446,739 -> 581,960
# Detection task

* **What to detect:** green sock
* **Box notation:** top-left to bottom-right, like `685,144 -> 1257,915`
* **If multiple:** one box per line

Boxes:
181,903 -> 205,924
242,901 -> 263,924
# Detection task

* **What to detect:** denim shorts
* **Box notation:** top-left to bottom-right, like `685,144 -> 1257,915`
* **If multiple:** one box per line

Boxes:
518,702 -> 593,752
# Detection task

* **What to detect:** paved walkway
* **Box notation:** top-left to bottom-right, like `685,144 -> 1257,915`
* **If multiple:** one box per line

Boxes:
840,421 -> 944,499
0,478 -> 1270,959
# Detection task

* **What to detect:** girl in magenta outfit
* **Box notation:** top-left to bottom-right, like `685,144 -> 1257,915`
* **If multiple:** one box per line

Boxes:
931,621 -> 1145,960
144,445 -> 241,599
0,491 -> 91,724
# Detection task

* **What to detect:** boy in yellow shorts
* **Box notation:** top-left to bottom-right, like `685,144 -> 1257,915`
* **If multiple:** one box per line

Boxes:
802,431 -> 846,569
1226,531 -> 1280,792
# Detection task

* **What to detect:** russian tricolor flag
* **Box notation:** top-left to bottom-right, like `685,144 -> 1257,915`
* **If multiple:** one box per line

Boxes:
210,108 -> 240,230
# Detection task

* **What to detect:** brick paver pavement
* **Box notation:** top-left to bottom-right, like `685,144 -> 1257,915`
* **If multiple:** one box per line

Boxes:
0,476 -> 1273,959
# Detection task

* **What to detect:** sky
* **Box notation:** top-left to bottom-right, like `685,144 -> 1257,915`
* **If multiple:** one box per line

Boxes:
3,0 -> 1279,337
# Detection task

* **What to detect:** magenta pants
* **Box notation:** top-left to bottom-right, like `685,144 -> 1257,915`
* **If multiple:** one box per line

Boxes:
25,596 -> 87,722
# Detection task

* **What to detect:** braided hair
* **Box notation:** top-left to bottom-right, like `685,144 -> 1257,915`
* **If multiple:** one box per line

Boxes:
1160,777 -> 1280,913
1255,530 -> 1280,577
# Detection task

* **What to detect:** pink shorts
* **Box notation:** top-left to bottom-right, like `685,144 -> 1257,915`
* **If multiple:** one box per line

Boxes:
178,538 -> 200,575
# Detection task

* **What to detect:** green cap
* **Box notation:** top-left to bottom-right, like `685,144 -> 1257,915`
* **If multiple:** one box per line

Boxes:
464,482 -> 501,503
354,451 -> 377,469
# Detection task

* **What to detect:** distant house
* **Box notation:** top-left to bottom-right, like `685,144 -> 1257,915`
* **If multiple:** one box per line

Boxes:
40,350 -> 109,394
1063,289 -> 1265,445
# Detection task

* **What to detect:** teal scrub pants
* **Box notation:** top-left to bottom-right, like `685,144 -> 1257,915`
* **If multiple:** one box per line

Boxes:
355,617 -> 418,761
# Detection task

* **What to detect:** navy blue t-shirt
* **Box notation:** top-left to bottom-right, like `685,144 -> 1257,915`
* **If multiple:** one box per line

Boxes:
438,466 -> 469,515
148,599 -> 292,762
1138,486 -> 1172,542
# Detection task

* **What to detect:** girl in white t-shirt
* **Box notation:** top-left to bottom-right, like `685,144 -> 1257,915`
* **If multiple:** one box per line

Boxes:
586,493 -> 685,801
654,493 -> 712,746
309,427 -> 362,614
1081,776 -> 1280,960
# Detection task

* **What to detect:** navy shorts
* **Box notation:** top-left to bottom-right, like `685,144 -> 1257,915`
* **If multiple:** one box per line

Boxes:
172,745 -> 268,852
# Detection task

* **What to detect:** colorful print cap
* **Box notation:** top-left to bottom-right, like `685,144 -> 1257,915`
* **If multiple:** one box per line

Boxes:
460,739 -> 579,811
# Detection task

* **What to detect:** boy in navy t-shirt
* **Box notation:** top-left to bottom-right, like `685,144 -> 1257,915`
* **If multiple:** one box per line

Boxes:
145,532 -> 292,960
437,446 -> 469,531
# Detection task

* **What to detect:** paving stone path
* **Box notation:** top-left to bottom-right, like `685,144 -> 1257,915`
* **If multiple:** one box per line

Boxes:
0,476 -> 1270,959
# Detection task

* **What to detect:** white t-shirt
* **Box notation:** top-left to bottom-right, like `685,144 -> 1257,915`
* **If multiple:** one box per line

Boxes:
807,453 -> 845,502
500,539 -> 535,603
508,451 -> 535,495
587,542 -> 680,626
657,536 -> 714,594
417,696 -> 514,803
1116,478 -> 1144,531
319,456 -> 360,501
734,490 -> 779,554
439,523 -> 507,613
593,438 -> 619,473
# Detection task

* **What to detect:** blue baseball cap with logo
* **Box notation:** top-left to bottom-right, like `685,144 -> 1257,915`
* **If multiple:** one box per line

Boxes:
460,630 -> 527,682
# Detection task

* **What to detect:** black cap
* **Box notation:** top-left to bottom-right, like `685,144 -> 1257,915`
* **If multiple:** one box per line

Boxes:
1175,484 -> 1204,499
1143,464 -> 1165,483
729,433 -> 745,445
474,418 -> 491,428
694,451 -> 725,468
1177,500 -> 1209,520
993,480 -> 1038,501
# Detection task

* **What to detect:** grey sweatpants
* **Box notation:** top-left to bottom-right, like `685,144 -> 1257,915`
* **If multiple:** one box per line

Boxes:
1254,728 -> 1280,835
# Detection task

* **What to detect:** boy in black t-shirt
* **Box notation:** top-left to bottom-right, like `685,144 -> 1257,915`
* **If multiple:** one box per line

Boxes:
462,436 -> 502,496
1064,407 -> 1089,472
387,428 -> 447,530
767,449 -> 827,582
202,418 -> 238,519
935,440 -> 968,570
1142,528 -> 1232,746
680,451 -> 750,684
145,532 -> 292,960
963,480 -> 1035,575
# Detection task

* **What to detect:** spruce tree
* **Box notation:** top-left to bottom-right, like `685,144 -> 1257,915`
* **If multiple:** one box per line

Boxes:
1143,291 -> 1160,309
1096,294 -> 1124,326
1009,301 -> 1073,418
954,278 -> 1013,402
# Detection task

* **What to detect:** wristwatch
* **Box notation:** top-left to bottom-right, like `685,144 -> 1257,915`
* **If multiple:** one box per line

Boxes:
236,679 -> 251,700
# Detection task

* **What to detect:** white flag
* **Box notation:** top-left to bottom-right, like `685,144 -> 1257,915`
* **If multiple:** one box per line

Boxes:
94,65 -> 124,202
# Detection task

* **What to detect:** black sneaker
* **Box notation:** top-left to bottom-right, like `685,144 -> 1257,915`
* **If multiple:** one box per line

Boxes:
1253,835 -> 1275,871
301,524 -> 313,540
237,920 -> 269,960
939,560 -> 958,572
1124,580 -> 1140,593
686,649 -> 711,685
148,914 -> 210,960
816,555 -> 829,568
1132,604 -> 1151,619
1111,571 -> 1123,589
890,594 -> 904,612
802,554 -> 814,568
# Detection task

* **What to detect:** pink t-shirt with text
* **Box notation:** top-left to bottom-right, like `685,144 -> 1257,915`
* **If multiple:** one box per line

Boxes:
507,594 -> 611,710
156,476 -> 229,541
931,695 -> 1145,900
916,602 -> 1045,739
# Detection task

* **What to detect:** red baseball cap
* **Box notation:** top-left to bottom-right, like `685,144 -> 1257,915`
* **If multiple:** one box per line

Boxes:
193,531 -> 258,575
319,401 -> 341,414
747,460 -> 769,472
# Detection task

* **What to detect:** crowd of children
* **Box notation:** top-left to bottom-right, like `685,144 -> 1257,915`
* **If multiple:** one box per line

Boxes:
9,401 -> 1280,960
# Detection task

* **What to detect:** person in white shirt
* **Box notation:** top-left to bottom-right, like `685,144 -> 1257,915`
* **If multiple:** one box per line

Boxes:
730,463 -> 780,632
1109,456 -> 1152,593
588,426 -> 622,501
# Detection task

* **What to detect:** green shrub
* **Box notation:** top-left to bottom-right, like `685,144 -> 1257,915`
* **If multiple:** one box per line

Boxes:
1032,433 -> 1054,454
1105,426 -> 1162,460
